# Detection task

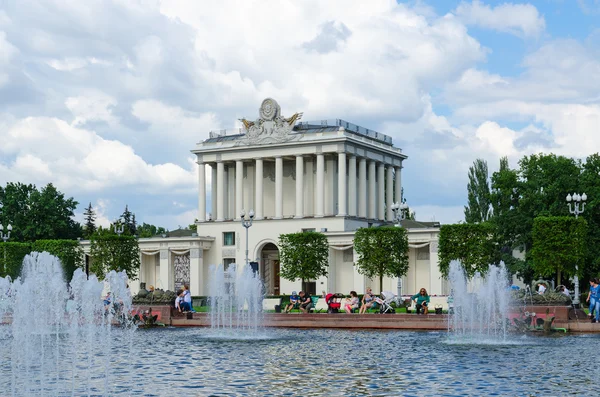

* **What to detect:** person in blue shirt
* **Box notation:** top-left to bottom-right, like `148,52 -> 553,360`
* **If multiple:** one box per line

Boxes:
411,288 -> 430,315
284,291 -> 300,313
587,278 -> 600,323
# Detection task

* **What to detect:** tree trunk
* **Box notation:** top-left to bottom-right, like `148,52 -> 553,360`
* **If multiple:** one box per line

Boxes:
557,270 -> 561,287
379,275 -> 383,294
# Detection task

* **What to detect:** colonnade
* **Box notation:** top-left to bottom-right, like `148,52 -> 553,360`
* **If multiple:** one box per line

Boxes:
197,153 -> 402,222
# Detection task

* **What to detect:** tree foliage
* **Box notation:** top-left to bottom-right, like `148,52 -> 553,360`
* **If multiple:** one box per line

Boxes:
0,240 -> 83,280
120,205 -> 137,235
464,158 -> 491,223
353,226 -> 409,292
136,223 -> 167,238
531,216 -> 587,284
0,242 -> 32,279
438,223 -> 498,279
83,202 -> 97,239
580,153 -> 600,275
89,233 -> 140,280
0,182 -> 82,241
451,152 -> 600,285
278,232 -> 329,290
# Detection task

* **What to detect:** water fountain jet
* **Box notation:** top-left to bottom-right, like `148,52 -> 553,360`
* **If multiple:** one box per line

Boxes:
447,260 -> 510,344
0,251 -> 136,396
207,263 -> 265,339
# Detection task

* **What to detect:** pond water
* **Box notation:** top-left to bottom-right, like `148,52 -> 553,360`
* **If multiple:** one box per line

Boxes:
2,326 -> 594,396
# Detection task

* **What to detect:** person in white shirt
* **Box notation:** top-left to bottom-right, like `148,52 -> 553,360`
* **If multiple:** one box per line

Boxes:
537,283 -> 546,295
175,290 -> 183,312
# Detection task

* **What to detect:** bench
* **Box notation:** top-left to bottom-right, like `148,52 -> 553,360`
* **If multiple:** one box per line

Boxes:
262,297 -> 282,312
406,296 -> 449,313
309,297 -> 327,313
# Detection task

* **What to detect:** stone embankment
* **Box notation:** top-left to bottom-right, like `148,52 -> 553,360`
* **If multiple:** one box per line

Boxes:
133,304 -> 599,332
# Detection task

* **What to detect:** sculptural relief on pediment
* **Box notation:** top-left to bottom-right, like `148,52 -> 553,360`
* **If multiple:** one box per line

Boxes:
236,98 -> 303,145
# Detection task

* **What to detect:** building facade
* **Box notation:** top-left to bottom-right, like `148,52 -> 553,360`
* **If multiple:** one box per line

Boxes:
85,98 -> 445,297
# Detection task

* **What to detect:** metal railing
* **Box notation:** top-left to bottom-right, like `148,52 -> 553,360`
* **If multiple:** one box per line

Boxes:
297,119 -> 393,145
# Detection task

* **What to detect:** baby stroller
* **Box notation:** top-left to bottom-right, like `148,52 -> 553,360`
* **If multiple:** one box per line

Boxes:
325,293 -> 343,313
375,291 -> 397,314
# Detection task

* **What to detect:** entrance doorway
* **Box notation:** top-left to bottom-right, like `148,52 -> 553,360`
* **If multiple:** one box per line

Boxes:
260,243 -> 280,296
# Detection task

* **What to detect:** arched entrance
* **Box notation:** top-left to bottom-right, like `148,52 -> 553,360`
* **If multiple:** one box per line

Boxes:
259,243 -> 280,296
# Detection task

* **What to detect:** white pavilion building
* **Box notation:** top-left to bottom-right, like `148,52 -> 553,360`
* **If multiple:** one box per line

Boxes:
85,98 -> 445,298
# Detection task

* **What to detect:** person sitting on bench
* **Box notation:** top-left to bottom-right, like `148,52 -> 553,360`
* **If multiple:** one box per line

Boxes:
411,288 -> 430,315
284,291 -> 300,313
298,291 -> 313,313
359,288 -> 376,314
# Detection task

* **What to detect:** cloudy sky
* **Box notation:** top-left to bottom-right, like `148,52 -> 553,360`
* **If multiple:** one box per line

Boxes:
1,0 -> 599,230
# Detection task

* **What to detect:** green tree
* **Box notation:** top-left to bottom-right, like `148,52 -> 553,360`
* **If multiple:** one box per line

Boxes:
0,182 -> 82,241
514,154 -> 581,282
464,158 -> 491,223
438,223 -> 498,278
120,205 -> 137,235
278,231 -> 329,292
0,242 -> 31,279
136,223 -> 167,238
353,226 -> 409,292
580,153 -> 600,277
531,216 -> 587,285
489,157 -> 525,278
83,202 -> 97,239
89,232 -> 140,280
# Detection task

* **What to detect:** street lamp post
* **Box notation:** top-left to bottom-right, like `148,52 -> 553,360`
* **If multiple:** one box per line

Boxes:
391,201 -> 409,298
566,193 -> 586,307
114,220 -> 125,236
240,209 -> 255,266
0,224 -> 12,275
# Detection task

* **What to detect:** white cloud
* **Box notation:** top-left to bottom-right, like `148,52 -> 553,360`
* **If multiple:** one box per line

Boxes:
0,116 -> 195,193
0,0 -> 596,229
74,199 -> 112,229
66,92 -> 118,127
131,99 -> 220,143
454,0 -> 545,38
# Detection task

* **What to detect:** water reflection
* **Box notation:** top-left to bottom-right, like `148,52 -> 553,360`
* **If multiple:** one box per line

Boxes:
1,327 -> 596,396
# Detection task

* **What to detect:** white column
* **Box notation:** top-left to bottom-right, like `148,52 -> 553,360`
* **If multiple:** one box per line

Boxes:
189,248 -> 203,296
216,161 -> 225,221
337,152 -> 347,216
395,166 -> 402,204
236,160 -> 243,220
255,158 -> 264,220
368,160 -> 376,219
295,155 -> 304,218
197,162 -> 206,222
348,155 -> 357,216
159,249 -> 172,291
358,157 -> 367,218
211,164 -> 217,220
378,162 -> 385,220
386,165 -> 394,221
316,153 -> 325,217
275,156 -> 283,219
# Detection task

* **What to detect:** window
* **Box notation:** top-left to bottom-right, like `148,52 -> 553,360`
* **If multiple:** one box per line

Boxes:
223,258 -> 236,271
223,232 -> 235,246
302,228 -> 316,233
